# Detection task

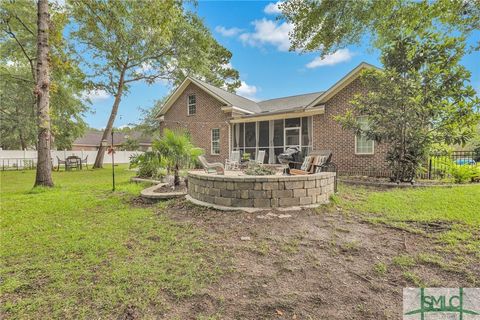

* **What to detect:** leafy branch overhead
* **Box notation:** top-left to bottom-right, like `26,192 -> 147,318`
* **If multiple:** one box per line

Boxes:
67,0 -> 240,168
281,0 -> 480,55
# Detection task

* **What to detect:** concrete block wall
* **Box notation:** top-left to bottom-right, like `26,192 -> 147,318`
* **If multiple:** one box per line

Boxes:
188,171 -> 336,208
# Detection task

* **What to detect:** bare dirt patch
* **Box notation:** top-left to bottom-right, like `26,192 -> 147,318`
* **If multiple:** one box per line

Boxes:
153,199 -> 478,319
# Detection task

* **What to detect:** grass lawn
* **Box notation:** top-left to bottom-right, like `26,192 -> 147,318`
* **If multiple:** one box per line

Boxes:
0,166 -> 221,319
1,168 -> 478,318
333,183 -> 480,256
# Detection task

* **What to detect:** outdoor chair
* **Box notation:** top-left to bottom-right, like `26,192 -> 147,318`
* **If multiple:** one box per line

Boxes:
56,156 -> 66,171
225,150 -> 241,170
81,155 -> 88,170
289,150 -> 333,175
253,150 -> 266,165
198,155 -> 224,175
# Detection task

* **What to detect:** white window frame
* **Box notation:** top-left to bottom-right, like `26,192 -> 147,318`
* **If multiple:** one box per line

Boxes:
355,116 -> 374,155
187,94 -> 196,115
211,128 -> 220,155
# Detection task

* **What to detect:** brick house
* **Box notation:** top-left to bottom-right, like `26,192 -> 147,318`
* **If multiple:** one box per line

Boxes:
158,62 -> 389,175
72,130 -> 152,151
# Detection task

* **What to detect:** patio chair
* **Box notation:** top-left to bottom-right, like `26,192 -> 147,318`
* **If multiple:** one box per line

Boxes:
254,150 -> 266,165
81,155 -> 88,170
198,155 -> 224,175
289,150 -> 333,175
225,150 -> 241,170
56,156 -> 66,171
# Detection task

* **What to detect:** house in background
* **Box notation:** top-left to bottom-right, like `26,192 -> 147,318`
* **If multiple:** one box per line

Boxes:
157,62 -> 389,175
72,130 -> 152,151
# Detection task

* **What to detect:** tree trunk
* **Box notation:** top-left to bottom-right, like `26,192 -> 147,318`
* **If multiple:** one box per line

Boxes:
93,68 -> 126,169
34,0 -> 53,187
174,163 -> 180,187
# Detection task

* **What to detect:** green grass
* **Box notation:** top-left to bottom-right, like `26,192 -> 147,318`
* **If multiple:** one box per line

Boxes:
0,166 -> 221,319
336,183 -> 480,256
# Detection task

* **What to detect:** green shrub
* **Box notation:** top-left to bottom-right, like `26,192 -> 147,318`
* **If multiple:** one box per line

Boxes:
129,152 -> 166,180
434,158 -> 479,183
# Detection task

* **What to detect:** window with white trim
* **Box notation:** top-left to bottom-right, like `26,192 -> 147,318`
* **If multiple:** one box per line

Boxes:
355,116 -> 374,154
211,128 -> 220,155
187,94 -> 196,115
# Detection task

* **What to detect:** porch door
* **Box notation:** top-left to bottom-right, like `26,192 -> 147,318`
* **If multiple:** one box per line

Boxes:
284,127 -> 301,149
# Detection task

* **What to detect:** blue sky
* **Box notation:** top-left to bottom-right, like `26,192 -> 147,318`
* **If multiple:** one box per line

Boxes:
83,0 -> 480,129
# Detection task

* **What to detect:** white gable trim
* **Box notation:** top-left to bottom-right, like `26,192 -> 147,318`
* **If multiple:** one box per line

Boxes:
307,62 -> 380,108
157,77 -> 233,118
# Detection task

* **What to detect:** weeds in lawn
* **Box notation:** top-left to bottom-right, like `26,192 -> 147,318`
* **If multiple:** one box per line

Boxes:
403,271 -> 425,287
393,255 -> 416,269
373,262 -> 388,276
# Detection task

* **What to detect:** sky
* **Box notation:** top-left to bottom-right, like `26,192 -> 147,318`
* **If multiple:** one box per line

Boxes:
83,0 -> 480,129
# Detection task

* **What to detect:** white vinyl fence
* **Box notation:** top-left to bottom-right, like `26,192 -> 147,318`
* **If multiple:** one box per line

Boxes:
0,149 -> 142,170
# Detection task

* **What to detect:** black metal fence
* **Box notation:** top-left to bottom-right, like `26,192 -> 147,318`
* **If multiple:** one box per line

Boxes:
339,151 -> 479,180
424,150 -> 479,180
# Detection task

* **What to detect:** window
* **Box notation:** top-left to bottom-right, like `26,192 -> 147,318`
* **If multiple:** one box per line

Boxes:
355,116 -> 374,154
211,128 -> 220,155
187,94 -> 196,115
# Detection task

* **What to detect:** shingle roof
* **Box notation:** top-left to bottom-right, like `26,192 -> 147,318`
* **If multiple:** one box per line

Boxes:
73,130 -> 152,146
257,91 -> 324,113
192,78 -> 262,113
192,78 -> 324,114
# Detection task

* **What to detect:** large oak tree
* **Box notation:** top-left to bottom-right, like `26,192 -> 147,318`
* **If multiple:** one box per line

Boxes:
68,0 -> 240,168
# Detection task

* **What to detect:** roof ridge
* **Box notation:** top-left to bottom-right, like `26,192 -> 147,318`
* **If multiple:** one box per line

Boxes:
258,91 -> 324,103
190,77 -> 259,104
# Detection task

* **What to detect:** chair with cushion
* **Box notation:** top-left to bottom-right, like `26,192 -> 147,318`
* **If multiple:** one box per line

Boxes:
289,150 -> 333,175
225,150 -> 241,170
198,155 -> 224,175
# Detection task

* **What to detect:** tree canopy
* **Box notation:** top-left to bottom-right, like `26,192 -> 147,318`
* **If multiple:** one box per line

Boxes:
0,0 -> 88,150
336,30 -> 480,181
67,0 -> 240,167
281,0 -> 480,55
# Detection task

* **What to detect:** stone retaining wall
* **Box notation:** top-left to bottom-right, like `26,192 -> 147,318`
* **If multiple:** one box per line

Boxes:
187,171 -> 336,208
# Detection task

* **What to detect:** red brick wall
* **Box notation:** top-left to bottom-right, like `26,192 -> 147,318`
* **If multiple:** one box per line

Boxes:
312,78 -> 390,175
159,82 -> 231,162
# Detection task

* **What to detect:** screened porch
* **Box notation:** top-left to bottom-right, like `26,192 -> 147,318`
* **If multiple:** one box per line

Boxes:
231,116 -> 313,164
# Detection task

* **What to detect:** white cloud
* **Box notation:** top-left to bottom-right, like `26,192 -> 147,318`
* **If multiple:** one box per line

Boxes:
306,49 -> 354,68
264,1 -> 284,15
215,26 -> 244,37
236,81 -> 259,101
239,19 -> 293,52
82,89 -> 111,102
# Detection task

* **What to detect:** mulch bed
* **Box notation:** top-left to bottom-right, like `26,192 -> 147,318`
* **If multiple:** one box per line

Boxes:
153,183 -> 187,194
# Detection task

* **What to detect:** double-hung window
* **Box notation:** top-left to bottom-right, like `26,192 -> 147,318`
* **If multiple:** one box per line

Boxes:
187,94 -> 196,115
355,116 -> 374,154
211,128 -> 220,155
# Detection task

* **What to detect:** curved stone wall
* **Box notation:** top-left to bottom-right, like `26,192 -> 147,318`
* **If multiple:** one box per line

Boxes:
187,171 -> 336,208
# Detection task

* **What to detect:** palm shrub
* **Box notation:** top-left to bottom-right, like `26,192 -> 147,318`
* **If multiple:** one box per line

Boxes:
129,151 -> 166,180
154,129 -> 203,187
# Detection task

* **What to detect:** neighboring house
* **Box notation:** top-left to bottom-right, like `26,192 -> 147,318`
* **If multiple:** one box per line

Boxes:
157,62 -> 389,175
72,130 -> 152,151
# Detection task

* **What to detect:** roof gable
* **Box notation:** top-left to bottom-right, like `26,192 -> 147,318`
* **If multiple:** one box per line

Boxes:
157,62 -> 379,118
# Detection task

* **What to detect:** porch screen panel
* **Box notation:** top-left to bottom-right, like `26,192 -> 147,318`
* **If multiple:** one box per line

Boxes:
259,121 -> 269,163
244,122 -> 256,159
273,120 -> 284,163
239,123 -> 244,148
285,118 -> 300,128
301,117 -> 312,156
